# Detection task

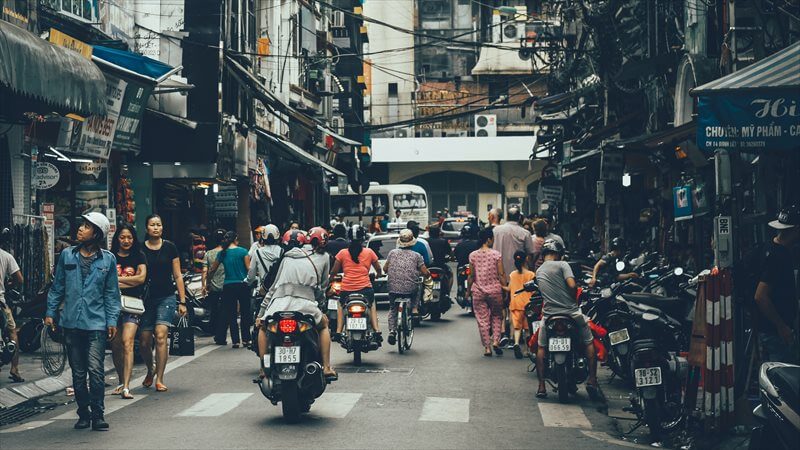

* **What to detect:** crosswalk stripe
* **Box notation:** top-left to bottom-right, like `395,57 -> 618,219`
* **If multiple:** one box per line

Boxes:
129,344 -> 221,389
0,421 -> 54,433
307,393 -> 362,419
419,397 -> 470,423
177,393 -> 253,417
537,402 -> 592,429
53,394 -> 148,419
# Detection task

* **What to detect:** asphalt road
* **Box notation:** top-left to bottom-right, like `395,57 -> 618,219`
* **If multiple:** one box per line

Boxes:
0,303 -> 639,449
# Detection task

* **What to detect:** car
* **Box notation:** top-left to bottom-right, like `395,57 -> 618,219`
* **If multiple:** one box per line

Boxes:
440,216 -> 476,248
366,232 -> 401,301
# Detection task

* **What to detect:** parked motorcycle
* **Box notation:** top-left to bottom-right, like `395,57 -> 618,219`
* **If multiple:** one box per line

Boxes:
257,311 -> 332,423
455,264 -> 472,313
421,267 -> 452,321
749,362 -> 800,450
339,292 -> 379,365
4,286 -> 47,353
583,285 -> 638,383
181,272 -> 213,335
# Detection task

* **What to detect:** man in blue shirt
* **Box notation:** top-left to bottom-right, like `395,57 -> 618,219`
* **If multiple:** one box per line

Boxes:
46,212 -> 120,431
406,221 -> 432,265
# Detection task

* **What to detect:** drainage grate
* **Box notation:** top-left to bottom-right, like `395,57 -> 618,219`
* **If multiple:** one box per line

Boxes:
0,405 -> 43,426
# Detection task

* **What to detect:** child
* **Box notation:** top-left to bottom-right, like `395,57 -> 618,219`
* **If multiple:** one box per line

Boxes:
508,250 -> 535,359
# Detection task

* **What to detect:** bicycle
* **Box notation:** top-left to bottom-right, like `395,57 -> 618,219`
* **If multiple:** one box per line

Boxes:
394,294 -> 415,354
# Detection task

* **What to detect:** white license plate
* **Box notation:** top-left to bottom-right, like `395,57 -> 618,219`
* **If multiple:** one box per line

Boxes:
327,299 -> 339,311
347,317 -> 367,330
634,367 -> 662,387
274,346 -> 301,364
433,281 -> 441,289
609,328 -> 631,345
549,337 -> 571,352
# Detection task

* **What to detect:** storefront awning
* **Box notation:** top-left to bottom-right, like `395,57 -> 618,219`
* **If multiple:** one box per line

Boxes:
692,42 -> 799,94
0,20 -> 106,116
92,45 -> 182,84
605,122 -> 696,153
316,124 -> 361,147
471,43 -> 541,76
256,129 -> 346,177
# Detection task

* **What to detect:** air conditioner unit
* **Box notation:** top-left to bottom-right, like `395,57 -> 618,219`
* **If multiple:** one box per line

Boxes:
446,130 -> 468,137
331,116 -> 344,134
474,114 -> 497,137
332,11 -> 345,28
421,129 -> 435,138
395,127 -> 412,138
502,22 -> 524,43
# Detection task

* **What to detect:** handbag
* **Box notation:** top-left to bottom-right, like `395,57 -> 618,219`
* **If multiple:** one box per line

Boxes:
169,315 -> 195,356
120,295 -> 145,315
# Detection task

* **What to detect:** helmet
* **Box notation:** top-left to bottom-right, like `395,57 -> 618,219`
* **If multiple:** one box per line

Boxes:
308,227 -> 329,248
282,229 -> 308,248
609,237 -> 625,251
541,239 -> 564,256
459,224 -> 476,239
263,224 -> 280,241
348,224 -> 367,242
81,212 -> 111,240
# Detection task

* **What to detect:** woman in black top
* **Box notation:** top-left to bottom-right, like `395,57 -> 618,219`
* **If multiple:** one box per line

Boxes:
110,224 -> 147,399
139,214 -> 187,392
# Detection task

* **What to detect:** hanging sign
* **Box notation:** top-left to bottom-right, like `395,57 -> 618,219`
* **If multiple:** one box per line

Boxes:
673,185 -> 693,221
32,162 -> 60,190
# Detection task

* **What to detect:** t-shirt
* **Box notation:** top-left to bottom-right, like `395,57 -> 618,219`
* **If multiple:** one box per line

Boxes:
532,236 -> 546,270
454,240 -> 479,267
335,247 -> 378,292
469,248 -> 503,295
509,269 -> 536,310
492,222 -> 535,280
79,251 -> 99,280
759,242 -> 798,334
386,248 -> 424,294
143,240 -> 180,301
537,260 -> 577,316
204,248 -> 225,292
428,237 -> 451,267
0,248 -> 21,301
217,246 -> 249,285
116,251 -> 147,297
411,241 -> 431,265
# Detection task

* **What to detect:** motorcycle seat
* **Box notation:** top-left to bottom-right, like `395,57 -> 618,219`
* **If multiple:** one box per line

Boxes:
631,339 -> 659,353
768,365 -> 800,413
623,293 -> 686,317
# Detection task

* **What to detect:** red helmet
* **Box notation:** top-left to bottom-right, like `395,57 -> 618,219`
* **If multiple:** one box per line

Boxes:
282,229 -> 308,248
308,227 -> 329,248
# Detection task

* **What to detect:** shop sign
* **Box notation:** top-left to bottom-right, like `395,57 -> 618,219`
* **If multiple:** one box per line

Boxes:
106,209 -> 117,250
40,203 -> 55,271
697,91 -> 800,152
32,162 -> 60,190
75,161 -> 109,215
49,28 -> 93,59
247,131 -> 258,171
71,74 -> 127,159
112,78 -> 154,153
673,185 -> 693,221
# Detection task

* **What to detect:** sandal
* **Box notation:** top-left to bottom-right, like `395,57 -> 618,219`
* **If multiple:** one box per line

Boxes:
493,345 -> 503,356
111,384 -> 124,395
8,372 -> 25,383
483,348 -> 492,357
155,383 -> 168,392
324,370 -> 338,382
142,373 -> 154,388
121,388 -> 134,399
536,387 -> 548,399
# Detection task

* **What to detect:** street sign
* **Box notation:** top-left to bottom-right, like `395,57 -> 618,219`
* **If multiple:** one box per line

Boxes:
714,216 -> 733,268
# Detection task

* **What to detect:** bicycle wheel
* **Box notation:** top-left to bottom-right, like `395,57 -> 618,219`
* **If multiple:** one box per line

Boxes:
404,304 -> 414,350
397,306 -> 405,354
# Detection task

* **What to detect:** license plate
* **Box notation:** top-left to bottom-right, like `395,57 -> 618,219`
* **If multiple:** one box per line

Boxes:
433,281 -> 441,289
274,346 -> 300,364
327,299 -> 339,311
347,317 -> 367,330
635,367 -> 662,387
609,328 -> 630,345
549,337 -> 571,352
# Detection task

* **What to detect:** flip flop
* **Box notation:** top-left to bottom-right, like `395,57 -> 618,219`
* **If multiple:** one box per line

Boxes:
142,373 -> 154,388
324,370 -> 338,382
8,373 -> 25,383
111,384 -> 124,395
155,383 -> 168,392
536,388 -> 547,399
121,388 -> 134,399
586,383 -> 606,403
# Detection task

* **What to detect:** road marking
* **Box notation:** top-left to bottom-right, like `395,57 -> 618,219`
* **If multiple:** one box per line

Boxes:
419,397 -> 470,423
0,420 -> 54,433
307,393 -> 362,419
130,344 -> 221,388
53,395 -> 148,420
538,402 -> 592,429
177,393 -> 253,417
580,431 -> 652,449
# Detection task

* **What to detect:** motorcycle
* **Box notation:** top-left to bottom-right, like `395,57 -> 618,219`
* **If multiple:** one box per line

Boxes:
421,266 -> 452,321
181,272 -> 213,335
325,274 -> 342,333
583,285 -> 638,383
257,311 -> 332,423
749,362 -> 800,450
455,264 -> 472,313
3,286 -> 46,353
339,292 -> 379,365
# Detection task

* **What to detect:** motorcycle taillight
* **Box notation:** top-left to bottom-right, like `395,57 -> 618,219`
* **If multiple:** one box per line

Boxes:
278,319 -> 298,334
430,272 -> 440,279
553,321 -> 568,334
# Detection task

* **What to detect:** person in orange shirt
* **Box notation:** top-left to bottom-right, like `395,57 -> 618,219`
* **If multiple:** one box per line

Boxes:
508,250 -> 535,359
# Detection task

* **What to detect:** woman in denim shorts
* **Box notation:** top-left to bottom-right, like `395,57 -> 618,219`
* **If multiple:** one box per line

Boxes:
139,215 -> 187,392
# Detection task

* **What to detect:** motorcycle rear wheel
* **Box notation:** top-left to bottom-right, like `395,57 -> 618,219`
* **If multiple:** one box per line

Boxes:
281,383 -> 302,423
556,365 -> 569,404
353,348 -> 362,365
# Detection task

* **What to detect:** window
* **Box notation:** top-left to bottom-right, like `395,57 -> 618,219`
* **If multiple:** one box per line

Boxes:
393,194 -> 427,210
332,194 -> 389,217
388,83 -> 398,96
368,238 -> 397,260
47,0 -> 97,22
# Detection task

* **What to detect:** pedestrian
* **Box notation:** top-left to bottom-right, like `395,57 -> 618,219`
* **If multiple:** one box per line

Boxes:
487,207 -> 502,229
203,229 -> 227,344
249,225 -> 265,254
45,212 -> 120,430
531,219 -> 548,271
209,231 -> 252,348
406,220 -> 433,265
139,214 -> 188,392
755,205 -> 800,364
0,237 -> 24,383
508,250 -> 535,359
467,228 -> 508,356
380,214 -> 389,231
384,229 -> 430,346
369,216 -> 383,234
246,224 -> 283,297
392,209 -> 403,224
110,224 -> 147,399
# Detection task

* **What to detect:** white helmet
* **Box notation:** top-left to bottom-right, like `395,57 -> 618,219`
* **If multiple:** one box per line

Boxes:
81,212 -> 111,239
263,224 -> 280,241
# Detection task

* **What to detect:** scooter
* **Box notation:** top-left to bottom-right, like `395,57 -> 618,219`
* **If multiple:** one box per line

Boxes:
181,272 -> 213,334
455,264 -> 472,313
339,292 -> 379,365
325,274 -> 343,333
257,311 -> 333,423
423,267 -> 452,321
749,362 -> 800,450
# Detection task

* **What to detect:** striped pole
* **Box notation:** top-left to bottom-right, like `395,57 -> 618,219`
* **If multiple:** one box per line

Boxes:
702,269 -> 735,431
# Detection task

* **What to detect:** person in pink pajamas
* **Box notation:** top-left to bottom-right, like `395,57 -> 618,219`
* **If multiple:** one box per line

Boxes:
467,228 -> 509,356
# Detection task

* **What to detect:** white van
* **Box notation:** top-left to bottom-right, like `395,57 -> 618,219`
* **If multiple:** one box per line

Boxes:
330,183 -> 429,228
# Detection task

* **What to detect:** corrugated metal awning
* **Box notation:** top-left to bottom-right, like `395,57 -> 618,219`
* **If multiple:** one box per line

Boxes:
692,42 -> 800,94
0,20 -> 106,116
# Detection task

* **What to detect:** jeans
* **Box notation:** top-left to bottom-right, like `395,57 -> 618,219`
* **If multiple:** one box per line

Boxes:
217,283 -> 252,344
64,329 -> 106,419
206,290 -> 223,341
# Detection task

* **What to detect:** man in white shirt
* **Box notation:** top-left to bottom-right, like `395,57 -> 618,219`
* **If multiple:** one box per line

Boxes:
0,246 -> 24,382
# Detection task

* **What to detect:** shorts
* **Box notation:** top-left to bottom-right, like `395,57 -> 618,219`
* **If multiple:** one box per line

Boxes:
340,288 -> 375,306
510,309 -> 528,331
118,313 -> 141,326
760,333 -> 800,365
538,311 -> 593,347
2,305 -> 16,331
260,297 -> 324,326
140,295 -> 176,331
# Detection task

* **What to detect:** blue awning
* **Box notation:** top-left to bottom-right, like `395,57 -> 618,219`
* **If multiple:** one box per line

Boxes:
92,45 -> 178,83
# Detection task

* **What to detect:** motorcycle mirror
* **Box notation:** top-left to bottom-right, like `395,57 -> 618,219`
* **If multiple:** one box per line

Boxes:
615,261 -> 626,272
673,267 -> 684,276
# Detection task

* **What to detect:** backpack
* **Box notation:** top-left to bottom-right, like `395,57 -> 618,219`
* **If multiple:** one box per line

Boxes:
256,247 -> 284,293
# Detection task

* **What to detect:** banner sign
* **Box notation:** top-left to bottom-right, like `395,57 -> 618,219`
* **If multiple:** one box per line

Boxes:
697,91 -> 800,152
71,74 -> 126,159
673,185 -> 693,221
112,77 -> 154,154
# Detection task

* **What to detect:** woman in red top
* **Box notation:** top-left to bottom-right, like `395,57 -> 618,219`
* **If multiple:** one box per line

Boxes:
331,225 -> 383,341
467,228 -> 508,356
